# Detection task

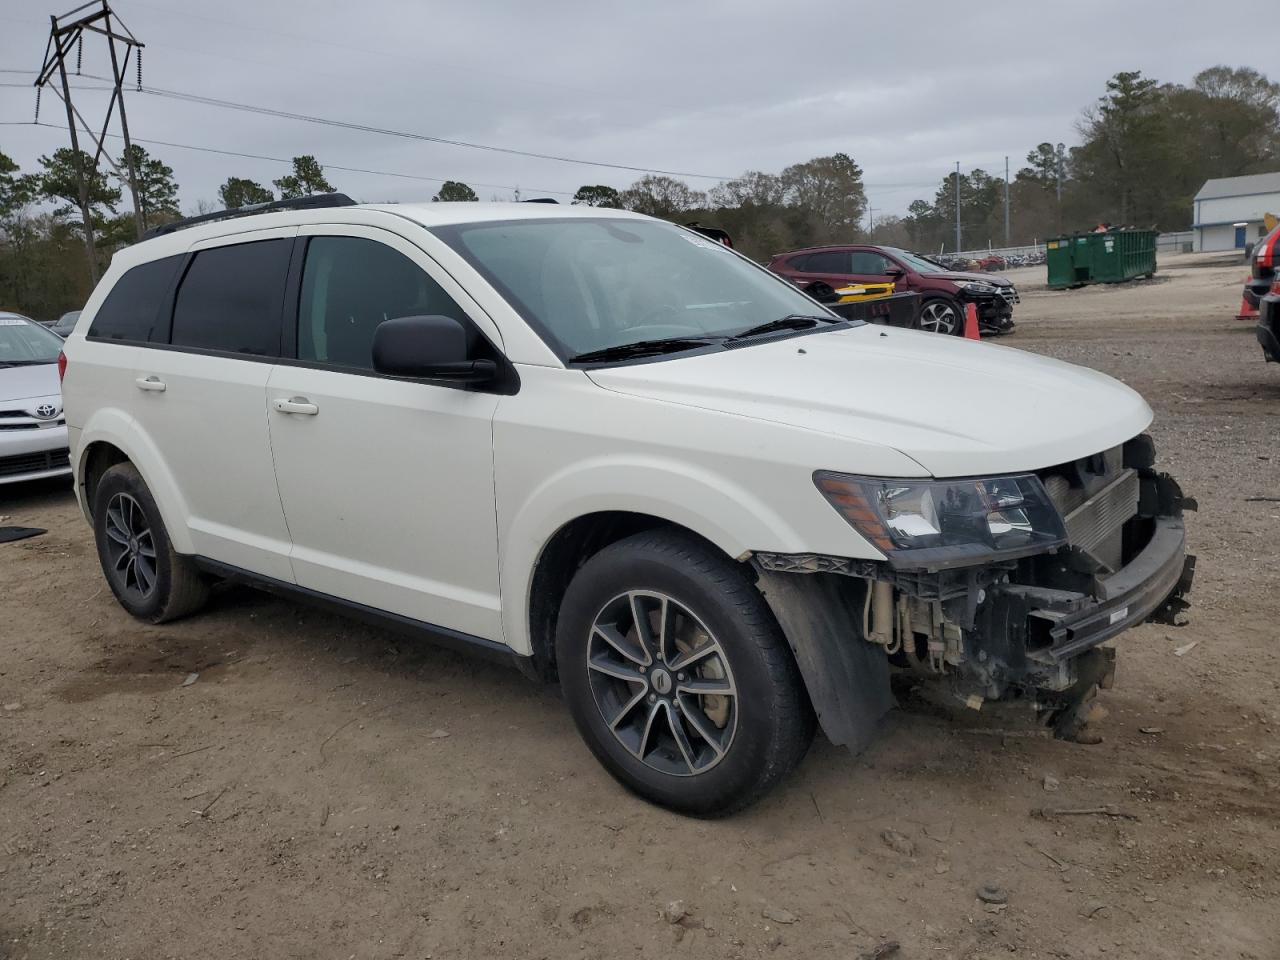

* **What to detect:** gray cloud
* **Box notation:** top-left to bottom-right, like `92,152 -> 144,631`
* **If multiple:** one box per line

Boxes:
0,0 -> 1267,217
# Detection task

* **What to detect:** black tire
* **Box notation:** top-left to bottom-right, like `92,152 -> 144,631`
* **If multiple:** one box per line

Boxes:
92,462 -> 208,623
556,530 -> 815,816
803,280 -> 838,304
917,296 -> 963,336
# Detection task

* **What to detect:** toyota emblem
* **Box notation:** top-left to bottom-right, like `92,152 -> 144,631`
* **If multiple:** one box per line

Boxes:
34,403 -> 58,419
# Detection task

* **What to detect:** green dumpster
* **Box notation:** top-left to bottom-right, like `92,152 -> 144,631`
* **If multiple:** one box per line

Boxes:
1046,235 -> 1093,288
1046,230 -> 1157,289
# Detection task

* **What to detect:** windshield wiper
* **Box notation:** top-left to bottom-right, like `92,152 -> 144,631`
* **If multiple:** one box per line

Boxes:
568,337 -> 719,364
726,314 -> 840,343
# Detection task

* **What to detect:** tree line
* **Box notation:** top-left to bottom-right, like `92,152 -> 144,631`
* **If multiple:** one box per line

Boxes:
2,64 -> 1276,320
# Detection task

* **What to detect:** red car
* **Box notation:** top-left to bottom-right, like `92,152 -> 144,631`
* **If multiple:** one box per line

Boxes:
767,244 -> 1019,335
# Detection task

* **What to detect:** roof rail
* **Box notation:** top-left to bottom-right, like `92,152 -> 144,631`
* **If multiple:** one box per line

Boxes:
143,192 -> 358,239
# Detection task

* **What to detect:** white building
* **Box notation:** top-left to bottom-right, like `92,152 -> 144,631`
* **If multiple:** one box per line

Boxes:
1193,172 -> 1280,252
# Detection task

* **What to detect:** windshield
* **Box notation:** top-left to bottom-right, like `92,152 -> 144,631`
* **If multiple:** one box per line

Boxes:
885,248 -> 950,274
0,315 -> 62,364
432,217 -> 838,360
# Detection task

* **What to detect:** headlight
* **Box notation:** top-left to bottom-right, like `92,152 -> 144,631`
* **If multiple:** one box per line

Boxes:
954,280 -> 996,294
814,471 -> 1067,569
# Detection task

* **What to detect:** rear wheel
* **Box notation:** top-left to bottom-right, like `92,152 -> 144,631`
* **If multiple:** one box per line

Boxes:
917,297 -> 962,335
93,463 -> 208,623
556,530 -> 814,816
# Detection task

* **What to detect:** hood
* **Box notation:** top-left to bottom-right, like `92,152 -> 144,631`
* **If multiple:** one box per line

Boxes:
0,363 -> 61,406
586,326 -> 1152,477
929,271 -> 1013,286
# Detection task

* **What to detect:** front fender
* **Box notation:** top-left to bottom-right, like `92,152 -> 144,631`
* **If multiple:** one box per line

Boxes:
499,454 -> 815,656
75,406 -> 195,555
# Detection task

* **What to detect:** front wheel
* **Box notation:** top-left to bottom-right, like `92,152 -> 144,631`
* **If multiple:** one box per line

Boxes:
917,297 -> 962,335
556,530 -> 814,816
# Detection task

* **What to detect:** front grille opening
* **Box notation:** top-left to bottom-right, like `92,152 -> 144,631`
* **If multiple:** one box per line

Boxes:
0,448 -> 71,478
1027,613 -> 1056,650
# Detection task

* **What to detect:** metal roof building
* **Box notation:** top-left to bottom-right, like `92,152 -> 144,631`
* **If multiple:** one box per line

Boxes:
1193,172 -> 1280,252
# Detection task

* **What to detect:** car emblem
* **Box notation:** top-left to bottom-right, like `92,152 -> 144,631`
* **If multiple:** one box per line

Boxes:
33,403 -> 59,419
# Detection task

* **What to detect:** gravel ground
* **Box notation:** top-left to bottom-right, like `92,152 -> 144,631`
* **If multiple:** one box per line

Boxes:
1,251 -> 1277,960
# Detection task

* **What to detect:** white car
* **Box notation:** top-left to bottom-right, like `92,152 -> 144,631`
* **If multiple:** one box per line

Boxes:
0,312 -> 71,485
60,196 -> 1194,815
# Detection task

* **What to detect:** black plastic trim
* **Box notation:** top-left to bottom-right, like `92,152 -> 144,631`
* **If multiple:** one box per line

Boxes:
1045,517 -> 1188,660
143,192 -> 356,239
193,557 -> 522,667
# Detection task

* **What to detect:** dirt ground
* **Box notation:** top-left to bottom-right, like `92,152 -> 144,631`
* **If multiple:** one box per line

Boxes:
2,251 -> 1277,960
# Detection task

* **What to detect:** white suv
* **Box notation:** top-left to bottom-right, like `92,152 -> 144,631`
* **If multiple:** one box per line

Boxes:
60,195 -> 1194,815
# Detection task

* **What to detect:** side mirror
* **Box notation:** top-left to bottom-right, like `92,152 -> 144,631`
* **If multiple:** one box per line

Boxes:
372,315 -> 496,383
884,266 -> 905,279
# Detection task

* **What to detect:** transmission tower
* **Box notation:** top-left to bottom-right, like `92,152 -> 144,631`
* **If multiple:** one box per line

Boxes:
35,1 -> 145,283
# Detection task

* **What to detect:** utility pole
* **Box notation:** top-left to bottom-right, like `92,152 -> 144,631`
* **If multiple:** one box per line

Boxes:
1055,142 -> 1065,236
36,2 -> 145,283
954,161 -> 961,253
1003,155 -> 1010,248
866,205 -> 876,238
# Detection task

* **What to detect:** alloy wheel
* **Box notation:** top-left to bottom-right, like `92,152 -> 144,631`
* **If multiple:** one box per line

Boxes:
920,301 -> 959,334
102,492 -> 157,601
586,590 -> 738,777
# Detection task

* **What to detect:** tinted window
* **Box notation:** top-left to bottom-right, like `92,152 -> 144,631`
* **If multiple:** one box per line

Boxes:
170,239 -> 291,356
799,250 -> 850,274
88,255 -> 182,342
298,236 -> 469,370
849,251 -> 893,275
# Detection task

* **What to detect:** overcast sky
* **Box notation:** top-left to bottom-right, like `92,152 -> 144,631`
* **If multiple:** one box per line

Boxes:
0,0 -> 1270,222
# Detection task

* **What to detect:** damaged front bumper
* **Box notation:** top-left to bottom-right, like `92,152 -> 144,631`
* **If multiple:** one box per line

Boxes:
753,438 -> 1194,750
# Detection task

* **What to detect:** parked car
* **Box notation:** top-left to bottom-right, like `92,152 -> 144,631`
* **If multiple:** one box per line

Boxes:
49,310 -> 82,338
0,311 -> 71,485
62,196 -> 1194,815
1257,291 -> 1279,363
768,244 -> 1019,336
1245,224 -> 1279,361
1252,224 -> 1280,362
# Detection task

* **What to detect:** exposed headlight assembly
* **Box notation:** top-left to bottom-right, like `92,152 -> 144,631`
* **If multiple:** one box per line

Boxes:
814,471 -> 1067,569
954,280 -> 997,294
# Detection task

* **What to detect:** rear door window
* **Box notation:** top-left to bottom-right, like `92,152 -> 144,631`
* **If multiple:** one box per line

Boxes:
87,255 -> 183,343
170,239 -> 291,356
800,250 -> 851,274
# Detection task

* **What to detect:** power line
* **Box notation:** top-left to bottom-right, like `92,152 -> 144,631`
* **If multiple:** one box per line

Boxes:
0,119 -> 575,197
125,83 -> 735,181
54,70 -> 732,182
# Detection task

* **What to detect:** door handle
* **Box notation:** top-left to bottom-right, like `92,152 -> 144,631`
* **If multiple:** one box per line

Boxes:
135,376 -> 166,392
272,396 -> 319,416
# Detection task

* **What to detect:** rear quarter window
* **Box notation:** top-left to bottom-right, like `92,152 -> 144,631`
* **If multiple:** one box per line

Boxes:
170,239 -> 291,356
87,255 -> 184,342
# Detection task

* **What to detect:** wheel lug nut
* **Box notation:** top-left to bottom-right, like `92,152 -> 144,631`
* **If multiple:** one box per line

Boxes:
639,665 -> 647,674
647,693 -> 656,704
677,673 -> 686,682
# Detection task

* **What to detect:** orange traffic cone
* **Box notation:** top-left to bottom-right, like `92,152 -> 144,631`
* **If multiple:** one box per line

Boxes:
963,303 -> 981,340
1236,276 -> 1260,321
